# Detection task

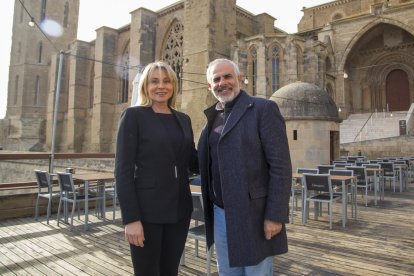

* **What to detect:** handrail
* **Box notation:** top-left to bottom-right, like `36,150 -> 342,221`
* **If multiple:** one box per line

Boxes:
353,112 -> 374,142
0,152 -> 114,161
0,153 -> 115,189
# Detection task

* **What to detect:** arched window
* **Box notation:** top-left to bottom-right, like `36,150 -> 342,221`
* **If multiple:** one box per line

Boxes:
89,63 -> 94,108
19,5 -> 24,23
119,53 -> 129,104
38,42 -> 43,63
248,46 -> 258,95
40,0 -> 47,21
34,76 -> 40,105
17,42 -> 21,63
14,75 -> 19,105
63,2 -> 69,28
296,45 -> 303,81
270,46 -> 280,92
326,83 -> 334,100
325,57 -> 332,72
162,21 -> 184,93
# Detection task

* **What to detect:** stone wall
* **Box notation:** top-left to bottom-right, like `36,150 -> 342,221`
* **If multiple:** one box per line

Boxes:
341,135 -> 414,159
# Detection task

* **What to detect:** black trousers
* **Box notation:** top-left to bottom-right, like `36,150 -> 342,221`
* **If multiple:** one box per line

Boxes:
130,216 -> 191,276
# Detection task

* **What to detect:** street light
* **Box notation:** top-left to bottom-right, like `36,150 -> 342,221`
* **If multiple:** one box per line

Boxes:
49,50 -> 64,173
28,17 -> 35,27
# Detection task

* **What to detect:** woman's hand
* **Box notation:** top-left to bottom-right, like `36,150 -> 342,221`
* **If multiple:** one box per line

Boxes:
125,220 -> 145,247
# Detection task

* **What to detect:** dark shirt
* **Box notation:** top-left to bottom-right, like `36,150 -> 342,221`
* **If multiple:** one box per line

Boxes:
208,93 -> 240,208
157,113 -> 184,157
157,112 -> 187,219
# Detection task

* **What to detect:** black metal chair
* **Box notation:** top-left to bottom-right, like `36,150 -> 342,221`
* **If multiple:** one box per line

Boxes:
329,169 -> 356,218
363,163 -> 385,202
56,172 -> 105,231
379,162 -> 398,192
303,173 -> 342,229
291,168 -> 319,223
346,166 -> 371,206
105,181 -> 118,223
181,192 -> 213,276
34,170 -> 60,224
317,165 -> 334,174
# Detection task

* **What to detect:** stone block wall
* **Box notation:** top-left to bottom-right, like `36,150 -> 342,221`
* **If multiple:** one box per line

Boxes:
341,136 -> 414,159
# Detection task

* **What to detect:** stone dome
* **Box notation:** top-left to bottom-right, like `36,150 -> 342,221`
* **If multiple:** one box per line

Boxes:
270,82 -> 340,122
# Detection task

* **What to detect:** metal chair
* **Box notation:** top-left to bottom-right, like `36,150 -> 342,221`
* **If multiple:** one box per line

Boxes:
34,170 -> 60,224
329,169 -> 356,218
303,173 -> 342,229
56,172 -> 105,231
291,168 -> 319,223
346,166 -> 371,206
393,160 -> 407,192
379,162 -> 398,192
181,192 -> 213,276
317,165 -> 334,174
105,181 -> 118,223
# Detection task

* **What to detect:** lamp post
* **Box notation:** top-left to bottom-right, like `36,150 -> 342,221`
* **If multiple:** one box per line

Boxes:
49,50 -> 64,173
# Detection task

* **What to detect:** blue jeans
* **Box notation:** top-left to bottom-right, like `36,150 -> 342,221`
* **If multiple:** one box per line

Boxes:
214,205 -> 273,276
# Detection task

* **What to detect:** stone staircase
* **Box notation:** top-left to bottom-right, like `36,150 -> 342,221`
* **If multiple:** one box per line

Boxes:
340,111 -> 407,144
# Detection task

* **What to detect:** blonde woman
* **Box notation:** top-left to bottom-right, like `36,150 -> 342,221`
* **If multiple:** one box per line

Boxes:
115,61 -> 198,275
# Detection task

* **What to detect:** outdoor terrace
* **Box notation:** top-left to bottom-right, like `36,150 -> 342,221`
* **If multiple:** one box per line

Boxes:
1,181 -> 413,275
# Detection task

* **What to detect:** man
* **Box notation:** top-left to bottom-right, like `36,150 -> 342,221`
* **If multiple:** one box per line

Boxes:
198,58 -> 292,275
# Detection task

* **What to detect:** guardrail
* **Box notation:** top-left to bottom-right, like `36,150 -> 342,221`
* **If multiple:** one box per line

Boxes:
0,152 -> 115,187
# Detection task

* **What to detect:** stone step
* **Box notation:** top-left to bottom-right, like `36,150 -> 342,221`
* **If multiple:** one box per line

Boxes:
340,112 -> 407,144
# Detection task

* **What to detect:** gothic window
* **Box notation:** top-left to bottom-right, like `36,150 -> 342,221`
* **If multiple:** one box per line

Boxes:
326,83 -> 334,100
89,63 -> 94,108
19,4 -> 24,23
269,45 -> 280,92
325,57 -> 332,72
119,53 -> 129,104
40,0 -> 47,21
34,76 -> 40,105
162,21 -> 184,93
63,2 -> 69,28
17,42 -> 21,63
14,75 -> 19,105
38,41 -> 43,63
248,46 -> 258,95
296,45 -> 303,81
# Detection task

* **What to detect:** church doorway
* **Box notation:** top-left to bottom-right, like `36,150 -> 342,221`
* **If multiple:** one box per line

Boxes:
386,69 -> 410,111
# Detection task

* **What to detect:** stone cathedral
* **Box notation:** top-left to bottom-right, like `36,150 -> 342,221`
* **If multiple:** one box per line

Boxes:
1,0 -> 414,153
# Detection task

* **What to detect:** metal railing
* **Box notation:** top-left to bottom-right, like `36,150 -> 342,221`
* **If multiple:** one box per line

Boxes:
0,152 -> 114,189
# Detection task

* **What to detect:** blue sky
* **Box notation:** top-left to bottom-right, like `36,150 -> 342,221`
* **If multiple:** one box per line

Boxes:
0,0 -> 328,119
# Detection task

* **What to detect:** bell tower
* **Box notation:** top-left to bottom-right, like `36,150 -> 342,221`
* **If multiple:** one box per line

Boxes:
3,0 -> 79,151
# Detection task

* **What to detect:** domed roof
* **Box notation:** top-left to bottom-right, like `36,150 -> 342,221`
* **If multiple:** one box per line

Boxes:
270,82 -> 340,121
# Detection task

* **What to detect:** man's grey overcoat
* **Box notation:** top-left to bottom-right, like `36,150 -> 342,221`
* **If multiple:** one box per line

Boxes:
198,90 -> 292,267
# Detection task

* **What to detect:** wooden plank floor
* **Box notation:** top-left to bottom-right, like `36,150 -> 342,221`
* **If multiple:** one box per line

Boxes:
1,181 -> 414,275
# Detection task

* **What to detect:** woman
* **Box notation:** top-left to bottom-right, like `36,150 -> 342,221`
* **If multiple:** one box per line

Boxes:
115,61 -> 198,275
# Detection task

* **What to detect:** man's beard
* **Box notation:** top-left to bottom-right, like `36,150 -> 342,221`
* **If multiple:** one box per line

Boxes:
214,88 -> 239,104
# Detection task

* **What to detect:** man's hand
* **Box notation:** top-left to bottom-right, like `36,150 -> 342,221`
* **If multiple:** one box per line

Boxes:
125,220 -> 145,247
264,220 -> 282,240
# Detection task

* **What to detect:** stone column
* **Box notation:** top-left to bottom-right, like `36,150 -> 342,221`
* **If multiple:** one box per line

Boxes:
130,7 -> 157,98
91,27 -> 118,152
66,41 -> 92,152
256,39 -> 267,99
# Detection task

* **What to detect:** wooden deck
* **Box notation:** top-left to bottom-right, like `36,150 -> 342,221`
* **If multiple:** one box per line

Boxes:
1,181 -> 414,275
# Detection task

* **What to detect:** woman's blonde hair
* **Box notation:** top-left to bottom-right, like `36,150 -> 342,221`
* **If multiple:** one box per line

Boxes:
137,61 -> 178,108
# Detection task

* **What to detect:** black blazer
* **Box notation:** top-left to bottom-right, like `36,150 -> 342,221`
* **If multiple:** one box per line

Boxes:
115,106 -> 198,225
